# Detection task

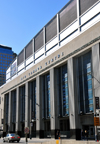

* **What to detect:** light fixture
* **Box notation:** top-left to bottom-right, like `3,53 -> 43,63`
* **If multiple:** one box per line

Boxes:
31,119 -> 34,123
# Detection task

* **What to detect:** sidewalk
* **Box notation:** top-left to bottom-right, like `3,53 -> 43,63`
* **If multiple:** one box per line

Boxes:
21,138 -> 100,144
20,137 -> 53,143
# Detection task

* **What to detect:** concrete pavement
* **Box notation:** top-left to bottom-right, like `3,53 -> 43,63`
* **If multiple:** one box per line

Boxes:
20,138 -> 100,144
1,137 -> 100,144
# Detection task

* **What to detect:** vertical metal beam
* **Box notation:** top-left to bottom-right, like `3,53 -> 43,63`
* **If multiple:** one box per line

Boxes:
32,39 -> 35,64
24,48 -> 26,70
16,57 -> 18,75
77,0 -> 80,32
43,27 -> 46,56
57,14 -> 60,46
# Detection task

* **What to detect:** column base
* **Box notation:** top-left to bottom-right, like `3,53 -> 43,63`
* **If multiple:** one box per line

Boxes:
51,129 -> 60,139
51,130 -> 55,139
70,129 -> 81,140
36,130 -> 44,138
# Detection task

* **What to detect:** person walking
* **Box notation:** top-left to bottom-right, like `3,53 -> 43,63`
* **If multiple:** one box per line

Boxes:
85,130 -> 88,141
81,129 -> 85,140
56,130 -> 60,139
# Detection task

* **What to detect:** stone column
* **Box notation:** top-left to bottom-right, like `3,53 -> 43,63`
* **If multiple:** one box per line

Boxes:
50,68 -> 59,138
92,43 -> 100,139
25,82 -> 29,128
36,76 -> 41,138
29,82 -> 32,138
16,87 -> 20,134
36,76 -> 44,138
68,57 -> 81,140
92,43 -> 100,97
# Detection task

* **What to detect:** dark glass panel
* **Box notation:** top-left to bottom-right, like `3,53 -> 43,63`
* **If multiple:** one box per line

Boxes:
19,85 -> 25,122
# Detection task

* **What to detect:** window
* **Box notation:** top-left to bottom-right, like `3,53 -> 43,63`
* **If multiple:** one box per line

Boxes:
29,80 -> 36,119
47,74 -> 50,117
62,65 -> 69,116
5,93 -> 9,124
12,90 -> 16,123
42,74 -> 50,119
78,52 -> 93,113
20,86 -> 25,122
58,64 -> 69,116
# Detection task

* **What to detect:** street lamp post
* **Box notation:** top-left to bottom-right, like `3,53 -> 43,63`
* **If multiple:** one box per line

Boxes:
30,119 -> 34,139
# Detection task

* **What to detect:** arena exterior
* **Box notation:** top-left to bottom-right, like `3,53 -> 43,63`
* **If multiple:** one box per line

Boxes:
0,0 -> 100,140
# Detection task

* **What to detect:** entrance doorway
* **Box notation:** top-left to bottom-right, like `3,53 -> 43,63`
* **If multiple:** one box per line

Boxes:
83,125 -> 95,139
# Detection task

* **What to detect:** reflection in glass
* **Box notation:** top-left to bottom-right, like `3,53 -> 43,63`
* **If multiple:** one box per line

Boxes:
78,52 -> 93,113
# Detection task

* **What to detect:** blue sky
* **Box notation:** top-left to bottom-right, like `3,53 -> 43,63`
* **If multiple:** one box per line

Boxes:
0,0 -> 69,55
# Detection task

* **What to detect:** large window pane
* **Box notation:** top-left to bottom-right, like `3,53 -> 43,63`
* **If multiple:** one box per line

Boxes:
78,52 -> 93,113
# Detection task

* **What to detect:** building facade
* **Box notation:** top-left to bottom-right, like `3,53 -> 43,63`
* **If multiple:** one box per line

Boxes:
0,45 -> 16,86
0,0 -> 100,140
0,45 -> 17,132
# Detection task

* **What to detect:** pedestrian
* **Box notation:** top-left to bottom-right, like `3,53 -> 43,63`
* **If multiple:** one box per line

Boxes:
56,130 -> 58,139
81,129 -> 85,140
58,131 -> 60,139
85,130 -> 88,141
56,130 -> 60,139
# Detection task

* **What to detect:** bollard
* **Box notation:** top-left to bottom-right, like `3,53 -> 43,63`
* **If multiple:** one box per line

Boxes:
56,140 -> 59,144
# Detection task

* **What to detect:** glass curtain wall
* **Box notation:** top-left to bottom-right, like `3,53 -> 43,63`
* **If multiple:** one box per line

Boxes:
11,90 -> 16,132
42,74 -> 50,119
30,81 -> 36,119
42,74 -> 50,138
29,80 -> 36,137
32,81 -> 36,119
0,46 -> 14,86
78,52 -> 93,113
11,90 -> 16,123
5,93 -> 9,132
62,65 -> 69,116
57,64 -> 69,136
47,75 -> 50,118
58,64 -> 69,117
19,85 -> 25,122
